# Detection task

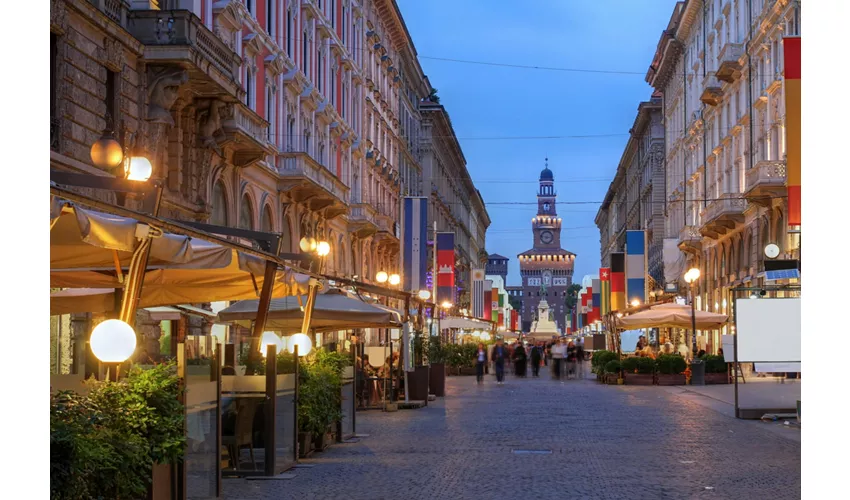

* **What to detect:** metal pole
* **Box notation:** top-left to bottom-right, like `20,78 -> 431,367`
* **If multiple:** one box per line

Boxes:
691,283 -> 698,357
248,236 -> 285,374
403,295 -> 410,404
293,344 -> 300,460
264,343 -> 277,476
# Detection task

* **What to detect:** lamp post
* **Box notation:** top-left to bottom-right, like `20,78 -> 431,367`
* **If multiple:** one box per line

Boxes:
684,268 -> 701,357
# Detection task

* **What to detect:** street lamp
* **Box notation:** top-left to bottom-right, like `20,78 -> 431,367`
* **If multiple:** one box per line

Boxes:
90,131 -> 124,169
316,240 -> 331,257
441,300 -> 453,309
287,333 -> 313,357
683,267 -> 701,356
375,271 -> 389,283
90,319 -> 137,380
630,299 -> 641,308
388,273 -> 401,286
260,331 -> 285,357
418,289 -> 431,300
126,156 -> 153,181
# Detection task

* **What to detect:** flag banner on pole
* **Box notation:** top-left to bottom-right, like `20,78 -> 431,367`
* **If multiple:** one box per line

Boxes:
403,197 -> 428,292
511,310 -> 518,331
610,252 -> 626,311
784,37 -> 801,227
483,280 -> 493,321
600,267 -> 611,315
625,231 -> 646,305
436,232 -> 455,305
591,278 -> 601,324
471,269 -> 485,318
498,293 -> 505,307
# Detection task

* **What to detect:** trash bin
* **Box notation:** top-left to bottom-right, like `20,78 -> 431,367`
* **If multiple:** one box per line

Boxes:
690,359 -> 705,385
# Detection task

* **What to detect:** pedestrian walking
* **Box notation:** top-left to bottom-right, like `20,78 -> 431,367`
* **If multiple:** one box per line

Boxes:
475,343 -> 487,384
491,339 -> 508,385
566,341 -> 577,379
513,343 -> 527,377
530,342 -> 542,377
575,339 -> 586,379
551,339 -> 566,379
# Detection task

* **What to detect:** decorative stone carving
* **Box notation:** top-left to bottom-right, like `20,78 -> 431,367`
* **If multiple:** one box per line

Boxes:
146,67 -> 189,126
198,99 -> 226,153
50,0 -> 68,34
103,38 -> 123,73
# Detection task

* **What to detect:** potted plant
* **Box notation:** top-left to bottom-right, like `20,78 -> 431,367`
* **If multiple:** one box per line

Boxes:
426,335 -> 447,396
655,354 -> 687,385
622,356 -> 655,385
591,350 -> 616,383
702,354 -> 730,384
405,331 -> 430,401
603,360 -> 621,385
298,362 -> 342,454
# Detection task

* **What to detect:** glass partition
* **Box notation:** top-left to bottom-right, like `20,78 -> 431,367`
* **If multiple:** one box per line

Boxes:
274,374 -> 297,472
221,370 -> 267,475
340,366 -> 354,438
181,343 -> 220,499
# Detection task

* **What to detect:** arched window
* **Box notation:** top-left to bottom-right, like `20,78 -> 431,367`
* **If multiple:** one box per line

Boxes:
281,215 -> 292,253
721,247 -> 727,278
737,236 -> 745,276
211,181 -> 227,226
261,205 -> 273,233
239,195 -> 254,230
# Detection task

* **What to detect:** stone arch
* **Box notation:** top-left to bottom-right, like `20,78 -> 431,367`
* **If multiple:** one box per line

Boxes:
210,178 -> 229,226
239,189 -> 256,230
281,213 -> 293,253
260,202 -> 274,233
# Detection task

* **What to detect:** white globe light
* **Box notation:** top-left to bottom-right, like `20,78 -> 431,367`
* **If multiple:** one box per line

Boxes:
287,333 -> 313,357
376,271 -> 388,283
418,289 -> 431,300
260,331 -> 285,357
481,332 -> 491,341
126,156 -> 153,181
90,319 -> 137,363
316,241 -> 331,257
472,331 -> 481,337
299,237 -> 317,252
388,274 -> 401,286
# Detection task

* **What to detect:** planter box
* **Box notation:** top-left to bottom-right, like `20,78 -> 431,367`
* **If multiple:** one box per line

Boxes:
624,373 -> 654,385
407,366 -> 430,401
704,372 -> 729,384
298,432 -> 314,458
656,374 -> 687,386
429,363 -> 446,397
313,432 -> 331,452
605,373 -> 620,385
149,463 -> 173,499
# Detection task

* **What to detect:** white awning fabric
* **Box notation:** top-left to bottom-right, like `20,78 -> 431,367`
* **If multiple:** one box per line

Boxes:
440,316 -> 493,330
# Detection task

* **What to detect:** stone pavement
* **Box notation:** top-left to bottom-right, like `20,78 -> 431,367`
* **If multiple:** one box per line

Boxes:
223,369 -> 801,500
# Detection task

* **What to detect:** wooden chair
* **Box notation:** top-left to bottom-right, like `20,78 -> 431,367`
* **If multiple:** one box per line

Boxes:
222,399 -> 259,470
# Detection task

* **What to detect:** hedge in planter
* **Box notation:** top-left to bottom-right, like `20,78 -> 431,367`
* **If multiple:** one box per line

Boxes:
591,350 -> 617,378
702,354 -> 729,384
50,363 -> 185,500
298,349 -> 348,453
655,354 -> 687,385
603,360 -> 622,385
621,356 -> 655,385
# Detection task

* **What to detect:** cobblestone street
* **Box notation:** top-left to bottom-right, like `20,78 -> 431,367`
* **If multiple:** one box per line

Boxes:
223,370 -> 800,500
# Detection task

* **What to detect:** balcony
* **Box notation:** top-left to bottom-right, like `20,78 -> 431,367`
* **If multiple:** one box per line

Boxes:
88,0 -> 129,27
744,160 -> 787,206
127,10 -> 243,99
348,203 -> 379,238
219,104 -> 272,167
699,195 -> 747,239
716,43 -> 745,83
677,225 -> 703,255
278,152 -> 350,218
700,72 -> 724,106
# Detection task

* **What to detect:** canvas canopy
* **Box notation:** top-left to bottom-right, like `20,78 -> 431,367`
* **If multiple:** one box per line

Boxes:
616,303 -> 728,330
216,289 -> 402,333
440,316 -> 493,330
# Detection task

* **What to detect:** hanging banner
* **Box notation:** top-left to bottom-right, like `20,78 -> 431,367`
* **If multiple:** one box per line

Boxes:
471,268 -> 485,318
784,37 -> 801,227
436,232 -> 455,305
591,278 -> 601,324
511,309 -> 518,331
610,252 -> 626,311
403,197 -> 428,292
600,267 -> 611,316
625,231 -> 646,305
483,280 -> 493,321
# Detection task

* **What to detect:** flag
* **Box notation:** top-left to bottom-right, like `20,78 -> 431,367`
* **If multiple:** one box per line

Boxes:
403,197 -> 428,292
784,37 -> 800,227
511,310 -> 518,331
436,232 -> 455,305
471,269 -> 485,318
611,253 -> 626,311
483,280 -> 492,321
591,278 -> 600,324
497,292 -> 505,327
625,230 -> 646,306
600,267 -> 611,315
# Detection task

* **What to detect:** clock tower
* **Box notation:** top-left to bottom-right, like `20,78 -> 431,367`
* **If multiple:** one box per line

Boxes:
517,159 -> 576,333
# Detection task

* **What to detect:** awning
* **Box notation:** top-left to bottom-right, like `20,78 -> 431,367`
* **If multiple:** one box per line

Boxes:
440,316 -> 493,330
616,303 -> 728,330
144,306 -> 183,321
216,289 -> 402,333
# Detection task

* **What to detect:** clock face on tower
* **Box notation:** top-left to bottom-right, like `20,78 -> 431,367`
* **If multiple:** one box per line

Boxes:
540,230 -> 553,244
543,202 -> 550,211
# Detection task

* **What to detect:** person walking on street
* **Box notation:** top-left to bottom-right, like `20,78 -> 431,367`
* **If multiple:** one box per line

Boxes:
575,338 -> 586,379
491,339 -> 508,385
513,343 -> 527,378
475,343 -> 487,384
551,339 -> 567,379
566,341 -> 578,379
530,342 -> 542,377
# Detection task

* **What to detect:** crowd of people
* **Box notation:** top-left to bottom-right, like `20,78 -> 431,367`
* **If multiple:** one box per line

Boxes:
474,337 -> 589,384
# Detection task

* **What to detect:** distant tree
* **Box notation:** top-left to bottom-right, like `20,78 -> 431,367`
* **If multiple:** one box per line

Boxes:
564,283 -> 582,312
427,88 -> 440,103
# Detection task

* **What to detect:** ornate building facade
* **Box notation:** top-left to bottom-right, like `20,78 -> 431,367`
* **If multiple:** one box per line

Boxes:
644,0 -> 801,352
595,95 -> 666,289
517,163 -> 575,333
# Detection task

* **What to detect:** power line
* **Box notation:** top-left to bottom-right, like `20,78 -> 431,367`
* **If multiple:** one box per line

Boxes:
418,56 -> 645,75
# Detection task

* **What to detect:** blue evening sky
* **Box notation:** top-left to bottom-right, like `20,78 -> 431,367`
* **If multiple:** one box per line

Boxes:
397,0 -> 678,286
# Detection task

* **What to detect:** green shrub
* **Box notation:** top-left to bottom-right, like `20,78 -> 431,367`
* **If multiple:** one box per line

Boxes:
298,362 -> 343,436
656,354 -> 687,375
702,354 -> 728,373
311,348 -> 350,375
622,356 -> 655,374
604,360 -> 622,374
592,350 -> 617,374
50,363 -> 185,500
426,335 -> 446,364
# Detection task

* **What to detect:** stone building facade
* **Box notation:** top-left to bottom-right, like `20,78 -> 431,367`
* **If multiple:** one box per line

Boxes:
49,0 -> 489,360
485,253 -> 509,284
517,163 -> 575,333
644,0 -> 801,352
595,95 -> 666,289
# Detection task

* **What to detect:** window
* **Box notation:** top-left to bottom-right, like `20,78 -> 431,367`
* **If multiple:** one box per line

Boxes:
212,182 -> 228,225
246,0 -> 253,16
302,32 -> 308,73
245,66 -> 253,109
266,87 -> 274,142
286,9 -> 293,56
330,0 -> 335,28
317,48 -> 323,92
261,206 -> 273,233
266,0 -> 274,38
239,195 -> 254,230
105,70 -> 117,132
51,33 -> 59,150
342,6 -> 346,43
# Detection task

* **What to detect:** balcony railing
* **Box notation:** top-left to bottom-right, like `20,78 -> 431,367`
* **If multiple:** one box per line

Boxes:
279,152 -> 350,206
88,0 -> 129,27
348,203 -> 379,238
700,72 -> 724,106
220,104 -> 271,166
716,43 -> 744,82
127,10 -> 242,89
744,160 -> 786,204
699,194 -> 746,237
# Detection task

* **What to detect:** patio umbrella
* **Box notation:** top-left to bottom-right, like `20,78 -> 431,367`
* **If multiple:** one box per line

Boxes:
616,303 -> 728,330
216,289 -> 402,333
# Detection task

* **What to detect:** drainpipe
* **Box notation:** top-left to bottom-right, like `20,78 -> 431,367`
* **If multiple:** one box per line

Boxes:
746,0 -> 754,175
702,0 -> 708,210
681,40 -> 688,229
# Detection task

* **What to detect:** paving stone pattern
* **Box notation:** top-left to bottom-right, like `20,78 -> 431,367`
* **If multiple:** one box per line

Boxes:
223,370 -> 801,500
